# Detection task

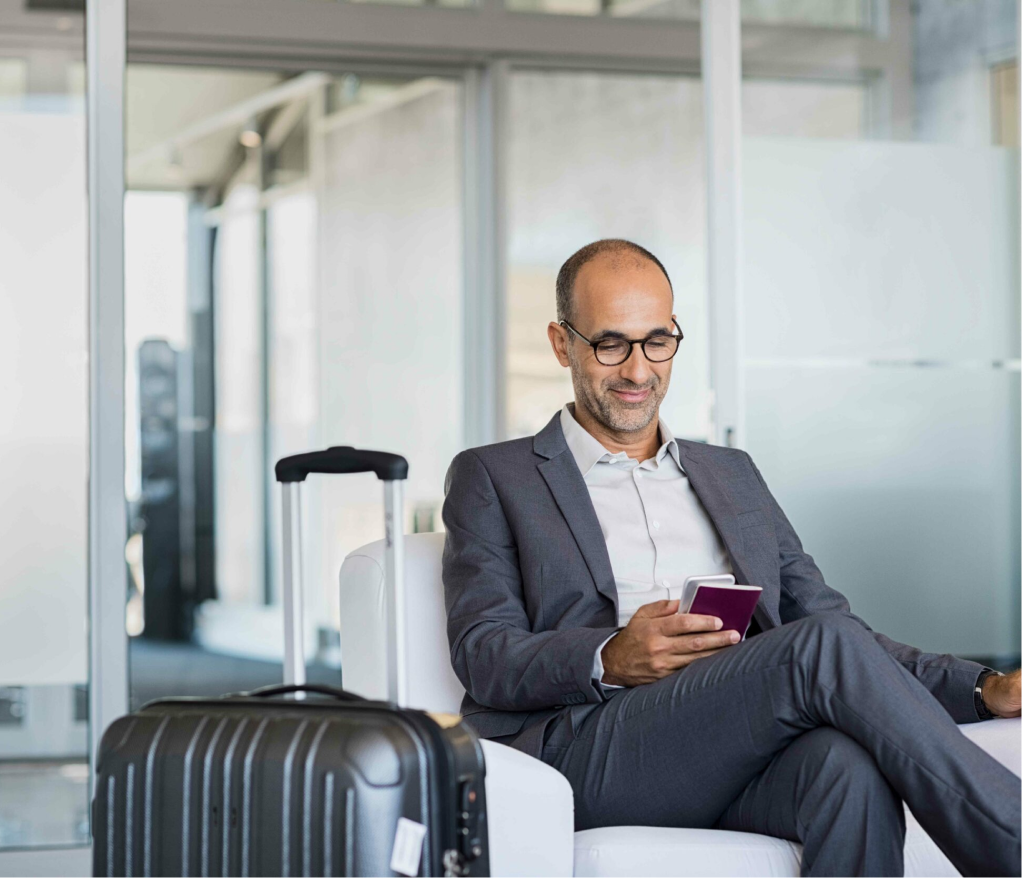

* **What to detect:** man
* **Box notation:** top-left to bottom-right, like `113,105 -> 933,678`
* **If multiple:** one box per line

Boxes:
442,239 -> 1021,877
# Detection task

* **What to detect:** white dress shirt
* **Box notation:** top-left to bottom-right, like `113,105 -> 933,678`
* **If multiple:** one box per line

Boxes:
558,405 -> 733,684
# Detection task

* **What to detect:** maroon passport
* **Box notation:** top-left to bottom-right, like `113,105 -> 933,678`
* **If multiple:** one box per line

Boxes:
687,585 -> 763,640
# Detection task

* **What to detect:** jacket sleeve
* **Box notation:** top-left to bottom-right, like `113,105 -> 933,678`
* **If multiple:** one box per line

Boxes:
441,449 -> 618,712
743,451 -> 989,724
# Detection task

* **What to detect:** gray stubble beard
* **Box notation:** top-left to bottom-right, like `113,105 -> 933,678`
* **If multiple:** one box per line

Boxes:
568,350 -> 669,435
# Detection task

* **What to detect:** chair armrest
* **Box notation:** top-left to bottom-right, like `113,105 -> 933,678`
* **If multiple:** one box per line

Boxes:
481,740 -> 575,877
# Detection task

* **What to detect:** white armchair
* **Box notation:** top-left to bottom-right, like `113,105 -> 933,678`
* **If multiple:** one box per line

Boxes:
339,533 -> 1020,877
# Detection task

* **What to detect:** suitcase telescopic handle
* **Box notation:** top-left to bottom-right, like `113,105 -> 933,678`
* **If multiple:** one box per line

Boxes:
243,684 -> 367,702
276,445 -> 409,707
275,446 -> 408,483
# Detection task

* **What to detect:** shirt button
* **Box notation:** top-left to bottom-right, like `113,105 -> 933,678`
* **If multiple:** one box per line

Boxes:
653,520 -> 660,528
635,471 -> 643,479
662,580 -> 670,587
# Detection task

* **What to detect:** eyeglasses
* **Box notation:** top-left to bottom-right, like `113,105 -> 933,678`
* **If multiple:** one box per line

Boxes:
559,317 -> 684,366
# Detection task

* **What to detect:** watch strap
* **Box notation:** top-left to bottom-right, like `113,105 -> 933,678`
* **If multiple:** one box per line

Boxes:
975,669 -> 1003,720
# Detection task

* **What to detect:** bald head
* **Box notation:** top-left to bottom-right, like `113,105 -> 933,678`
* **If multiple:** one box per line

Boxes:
555,239 -> 673,324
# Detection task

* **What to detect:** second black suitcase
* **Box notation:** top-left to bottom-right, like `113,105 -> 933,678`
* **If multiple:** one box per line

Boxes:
93,447 -> 489,877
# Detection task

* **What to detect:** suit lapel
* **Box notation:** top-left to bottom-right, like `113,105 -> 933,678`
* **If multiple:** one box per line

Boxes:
675,445 -> 747,578
534,415 -> 619,612
538,454 -> 619,613
677,443 -> 776,629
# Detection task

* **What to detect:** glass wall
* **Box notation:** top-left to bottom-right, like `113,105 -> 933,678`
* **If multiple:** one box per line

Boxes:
124,66 -> 464,705
505,70 -> 711,442
741,0 -> 1021,662
0,4 -> 90,849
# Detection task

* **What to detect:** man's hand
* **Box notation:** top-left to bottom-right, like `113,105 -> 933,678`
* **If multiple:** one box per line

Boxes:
982,668 -> 1021,718
600,599 -> 741,687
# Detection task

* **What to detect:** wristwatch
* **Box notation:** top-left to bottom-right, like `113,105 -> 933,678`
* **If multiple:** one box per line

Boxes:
975,669 -> 1003,720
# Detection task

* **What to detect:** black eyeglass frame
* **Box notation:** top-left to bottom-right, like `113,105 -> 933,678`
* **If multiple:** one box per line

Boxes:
559,316 -> 684,366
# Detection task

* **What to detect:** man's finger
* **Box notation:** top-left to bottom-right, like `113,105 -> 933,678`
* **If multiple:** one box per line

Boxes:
682,648 -> 729,666
679,629 -> 740,653
634,599 -> 680,619
664,646 -> 731,670
660,613 -> 723,636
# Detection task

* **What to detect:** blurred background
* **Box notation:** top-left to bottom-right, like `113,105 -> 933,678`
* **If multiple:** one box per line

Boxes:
0,0 -> 1018,865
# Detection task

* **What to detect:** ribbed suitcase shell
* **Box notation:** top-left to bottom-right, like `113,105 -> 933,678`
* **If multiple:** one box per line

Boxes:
92,694 -> 489,877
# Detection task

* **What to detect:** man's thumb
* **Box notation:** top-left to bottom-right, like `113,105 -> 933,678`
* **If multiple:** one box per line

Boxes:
634,598 -> 680,619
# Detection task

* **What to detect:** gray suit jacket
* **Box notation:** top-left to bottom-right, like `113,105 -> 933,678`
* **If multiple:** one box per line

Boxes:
441,412 -> 986,757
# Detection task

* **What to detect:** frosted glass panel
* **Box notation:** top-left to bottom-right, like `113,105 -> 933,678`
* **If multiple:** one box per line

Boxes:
741,0 -> 1020,664
0,39 -> 90,849
0,114 -> 88,687
506,71 -> 709,441
744,137 -> 1021,659
744,138 -> 1021,362
745,366 -> 1019,656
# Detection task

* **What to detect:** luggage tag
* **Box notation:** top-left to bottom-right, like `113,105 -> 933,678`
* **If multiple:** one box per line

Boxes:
391,816 -> 427,877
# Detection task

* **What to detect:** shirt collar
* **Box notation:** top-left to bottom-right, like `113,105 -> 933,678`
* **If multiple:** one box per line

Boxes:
559,404 -> 681,478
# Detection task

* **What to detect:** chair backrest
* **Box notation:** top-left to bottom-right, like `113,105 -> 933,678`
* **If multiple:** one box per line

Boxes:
338,531 -> 466,713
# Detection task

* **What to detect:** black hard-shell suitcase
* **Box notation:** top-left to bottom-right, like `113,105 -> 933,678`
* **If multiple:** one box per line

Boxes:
92,447 -> 489,877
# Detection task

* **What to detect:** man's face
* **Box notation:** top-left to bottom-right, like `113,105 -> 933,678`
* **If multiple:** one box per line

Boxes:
549,253 -> 676,434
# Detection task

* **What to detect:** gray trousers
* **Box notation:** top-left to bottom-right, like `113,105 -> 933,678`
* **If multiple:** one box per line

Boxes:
536,614 -> 1021,877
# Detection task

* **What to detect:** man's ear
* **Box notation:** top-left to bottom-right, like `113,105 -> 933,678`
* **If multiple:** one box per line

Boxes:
547,322 -> 571,368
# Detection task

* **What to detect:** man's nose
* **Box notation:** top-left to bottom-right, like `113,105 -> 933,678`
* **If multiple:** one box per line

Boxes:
618,344 -> 653,385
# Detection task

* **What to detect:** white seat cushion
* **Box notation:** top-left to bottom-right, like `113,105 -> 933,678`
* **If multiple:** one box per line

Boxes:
573,820 -> 969,878
575,826 -> 802,877
573,812 -> 970,877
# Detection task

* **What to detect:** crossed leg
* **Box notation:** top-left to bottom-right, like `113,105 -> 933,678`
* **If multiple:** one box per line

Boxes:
715,726 -> 905,875
540,613 -> 1021,877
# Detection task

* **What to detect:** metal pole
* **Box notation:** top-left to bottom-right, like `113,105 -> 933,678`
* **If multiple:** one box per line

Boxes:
462,60 -> 508,447
280,482 -> 306,688
1013,0 -> 1021,666
701,0 -> 744,449
383,480 -> 407,706
87,0 -> 128,798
